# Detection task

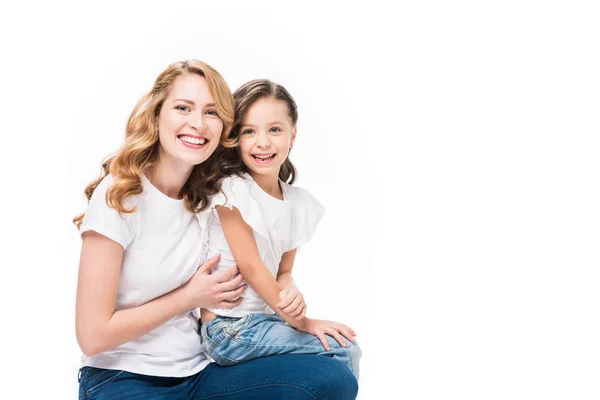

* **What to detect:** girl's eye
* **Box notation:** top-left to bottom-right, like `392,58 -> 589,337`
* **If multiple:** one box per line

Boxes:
175,105 -> 191,112
242,129 -> 254,135
270,127 -> 281,133
206,110 -> 219,116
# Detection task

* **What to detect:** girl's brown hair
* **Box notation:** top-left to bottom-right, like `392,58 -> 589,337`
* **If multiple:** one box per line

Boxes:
73,60 -> 234,229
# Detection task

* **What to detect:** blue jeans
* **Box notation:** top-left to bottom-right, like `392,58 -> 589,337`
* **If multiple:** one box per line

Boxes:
201,314 -> 361,379
78,355 -> 358,399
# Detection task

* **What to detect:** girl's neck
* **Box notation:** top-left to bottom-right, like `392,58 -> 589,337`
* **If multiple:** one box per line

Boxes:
249,171 -> 283,200
145,154 -> 193,200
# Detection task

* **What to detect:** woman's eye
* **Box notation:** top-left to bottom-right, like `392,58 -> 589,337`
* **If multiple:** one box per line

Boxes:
206,110 -> 219,116
242,129 -> 254,135
175,105 -> 190,112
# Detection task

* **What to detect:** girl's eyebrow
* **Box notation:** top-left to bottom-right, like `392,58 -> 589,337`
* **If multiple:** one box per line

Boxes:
172,99 -> 216,107
241,121 -> 285,128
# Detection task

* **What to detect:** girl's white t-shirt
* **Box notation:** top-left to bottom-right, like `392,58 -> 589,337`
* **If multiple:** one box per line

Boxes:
79,174 -> 210,377
196,173 -> 325,318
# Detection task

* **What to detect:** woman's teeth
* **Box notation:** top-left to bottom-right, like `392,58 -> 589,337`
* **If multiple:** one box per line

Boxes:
179,136 -> 206,145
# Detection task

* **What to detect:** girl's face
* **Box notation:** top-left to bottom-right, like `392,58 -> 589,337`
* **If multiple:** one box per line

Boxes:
239,97 -> 296,180
156,74 -> 224,172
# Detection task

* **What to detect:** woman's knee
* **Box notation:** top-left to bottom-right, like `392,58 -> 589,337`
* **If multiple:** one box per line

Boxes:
308,356 -> 359,399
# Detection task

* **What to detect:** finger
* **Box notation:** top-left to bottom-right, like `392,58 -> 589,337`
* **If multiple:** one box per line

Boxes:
316,332 -> 331,351
197,254 -> 220,274
294,303 -> 307,320
221,283 -> 247,300
288,299 -> 306,317
282,296 -> 302,314
290,301 -> 305,317
326,329 -> 347,348
218,297 -> 243,309
217,273 -> 244,292
338,327 -> 355,343
215,265 -> 240,283
276,290 -> 293,309
335,323 -> 357,337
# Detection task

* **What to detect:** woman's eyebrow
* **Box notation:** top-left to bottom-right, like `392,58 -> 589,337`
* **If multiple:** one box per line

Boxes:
172,99 -> 216,107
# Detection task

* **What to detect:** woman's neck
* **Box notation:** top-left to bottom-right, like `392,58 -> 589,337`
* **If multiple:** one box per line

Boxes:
145,156 -> 193,200
249,171 -> 283,200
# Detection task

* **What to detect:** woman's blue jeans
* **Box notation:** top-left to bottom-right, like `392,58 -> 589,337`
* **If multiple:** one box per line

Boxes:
78,354 -> 358,399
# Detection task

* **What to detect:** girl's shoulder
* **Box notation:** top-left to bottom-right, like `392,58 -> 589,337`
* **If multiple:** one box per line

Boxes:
282,182 -> 324,212
197,174 -> 255,216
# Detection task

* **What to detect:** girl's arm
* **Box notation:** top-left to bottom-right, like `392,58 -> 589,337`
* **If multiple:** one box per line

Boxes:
276,249 -> 297,288
216,206 -> 304,328
75,231 -> 246,356
276,249 -> 307,319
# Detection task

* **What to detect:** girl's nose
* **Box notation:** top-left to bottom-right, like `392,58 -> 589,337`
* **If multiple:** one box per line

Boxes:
256,133 -> 271,148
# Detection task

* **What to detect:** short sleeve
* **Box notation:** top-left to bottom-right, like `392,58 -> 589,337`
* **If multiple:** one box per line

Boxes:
79,175 -> 135,249
289,187 -> 325,250
197,175 -> 270,239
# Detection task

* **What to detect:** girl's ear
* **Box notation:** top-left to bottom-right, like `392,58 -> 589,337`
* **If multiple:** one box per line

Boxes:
290,126 -> 297,149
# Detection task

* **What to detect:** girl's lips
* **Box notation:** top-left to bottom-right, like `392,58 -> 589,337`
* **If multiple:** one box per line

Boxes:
251,153 -> 276,164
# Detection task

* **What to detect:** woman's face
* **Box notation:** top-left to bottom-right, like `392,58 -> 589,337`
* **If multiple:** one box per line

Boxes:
156,73 -> 224,171
238,97 -> 296,180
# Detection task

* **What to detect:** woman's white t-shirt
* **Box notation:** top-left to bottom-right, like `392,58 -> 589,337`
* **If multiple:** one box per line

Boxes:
79,174 -> 210,377
196,173 -> 325,318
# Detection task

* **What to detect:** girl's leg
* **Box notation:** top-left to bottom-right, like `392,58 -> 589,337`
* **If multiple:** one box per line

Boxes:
78,367 -> 186,400
204,314 -> 361,378
188,354 -> 358,400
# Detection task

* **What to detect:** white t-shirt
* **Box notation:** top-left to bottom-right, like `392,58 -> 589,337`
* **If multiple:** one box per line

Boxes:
196,173 -> 325,318
79,174 -> 210,377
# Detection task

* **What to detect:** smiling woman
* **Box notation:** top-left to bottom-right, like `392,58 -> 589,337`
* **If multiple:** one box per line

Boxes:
155,74 -> 223,172
73,60 -> 358,399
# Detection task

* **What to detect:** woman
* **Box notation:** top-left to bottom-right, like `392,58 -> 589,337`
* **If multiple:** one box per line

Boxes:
74,60 -> 358,399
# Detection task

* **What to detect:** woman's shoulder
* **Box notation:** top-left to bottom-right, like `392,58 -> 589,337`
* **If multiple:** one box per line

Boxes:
90,173 -> 144,209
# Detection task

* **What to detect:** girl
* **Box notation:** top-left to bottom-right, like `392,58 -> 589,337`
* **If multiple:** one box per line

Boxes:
198,79 -> 362,378
74,60 -> 358,399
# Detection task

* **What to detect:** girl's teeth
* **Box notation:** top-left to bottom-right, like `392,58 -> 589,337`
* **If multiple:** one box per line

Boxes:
180,136 -> 206,145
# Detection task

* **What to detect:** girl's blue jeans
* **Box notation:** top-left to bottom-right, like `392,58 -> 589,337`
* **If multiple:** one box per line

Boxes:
78,354 -> 358,399
201,314 -> 361,379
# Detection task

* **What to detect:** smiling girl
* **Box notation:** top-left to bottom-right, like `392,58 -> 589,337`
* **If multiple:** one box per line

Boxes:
197,79 -> 362,378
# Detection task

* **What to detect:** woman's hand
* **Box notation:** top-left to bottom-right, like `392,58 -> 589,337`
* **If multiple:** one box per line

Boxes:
296,318 -> 357,351
180,254 -> 247,310
276,285 -> 306,320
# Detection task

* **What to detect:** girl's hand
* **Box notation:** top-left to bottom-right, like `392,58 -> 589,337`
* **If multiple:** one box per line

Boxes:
181,254 -> 247,310
296,318 -> 357,351
276,285 -> 306,320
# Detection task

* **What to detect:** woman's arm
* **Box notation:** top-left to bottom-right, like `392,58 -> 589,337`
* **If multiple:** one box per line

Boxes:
216,206 -> 304,328
75,231 -> 246,356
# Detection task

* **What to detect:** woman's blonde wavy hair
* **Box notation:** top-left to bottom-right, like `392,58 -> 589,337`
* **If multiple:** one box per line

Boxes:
73,60 -> 234,229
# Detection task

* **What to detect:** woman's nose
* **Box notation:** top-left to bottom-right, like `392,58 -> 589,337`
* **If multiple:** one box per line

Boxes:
188,113 -> 205,132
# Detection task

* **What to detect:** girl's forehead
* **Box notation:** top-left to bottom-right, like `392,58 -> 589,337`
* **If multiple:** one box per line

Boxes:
245,98 -> 289,121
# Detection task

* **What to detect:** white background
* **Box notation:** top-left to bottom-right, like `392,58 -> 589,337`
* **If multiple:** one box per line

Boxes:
1,1 -> 599,399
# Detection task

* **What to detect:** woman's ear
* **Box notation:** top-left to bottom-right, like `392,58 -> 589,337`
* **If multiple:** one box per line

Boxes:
290,126 -> 297,149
